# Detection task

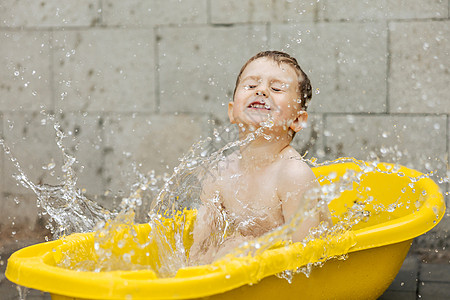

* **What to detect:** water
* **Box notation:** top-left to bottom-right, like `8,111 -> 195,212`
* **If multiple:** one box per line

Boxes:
1,116 -> 113,239
16,285 -> 29,300
1,113 -> 445,280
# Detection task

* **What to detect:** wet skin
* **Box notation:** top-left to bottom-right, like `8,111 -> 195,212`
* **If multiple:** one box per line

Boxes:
190,58 -> 331,264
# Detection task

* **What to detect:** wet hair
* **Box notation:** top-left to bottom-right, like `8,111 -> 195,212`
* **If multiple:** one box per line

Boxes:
233,50 -> 312,111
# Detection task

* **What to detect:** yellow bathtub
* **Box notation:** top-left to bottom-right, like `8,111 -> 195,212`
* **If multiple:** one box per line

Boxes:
6,161 -> 446,300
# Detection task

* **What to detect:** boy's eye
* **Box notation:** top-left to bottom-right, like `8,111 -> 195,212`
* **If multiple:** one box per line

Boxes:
271,82 -> 288,92
244,85 -> 257,90
271,86 -> 286,92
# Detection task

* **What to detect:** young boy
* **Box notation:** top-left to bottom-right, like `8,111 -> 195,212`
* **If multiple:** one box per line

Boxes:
189,51 -> 331,264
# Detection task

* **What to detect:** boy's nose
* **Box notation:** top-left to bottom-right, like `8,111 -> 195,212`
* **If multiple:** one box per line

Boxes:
256,90 -> 268,98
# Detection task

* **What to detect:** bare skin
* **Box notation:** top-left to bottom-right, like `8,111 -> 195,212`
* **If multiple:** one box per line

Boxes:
189,58 -> 331,264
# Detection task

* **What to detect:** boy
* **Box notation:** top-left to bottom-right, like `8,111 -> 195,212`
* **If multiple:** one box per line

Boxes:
189,51 -> 331,264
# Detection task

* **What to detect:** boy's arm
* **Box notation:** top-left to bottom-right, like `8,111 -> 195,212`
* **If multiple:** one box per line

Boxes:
189,202 -> 217,264
189,175 -> 222,264
277,160 -> 329,243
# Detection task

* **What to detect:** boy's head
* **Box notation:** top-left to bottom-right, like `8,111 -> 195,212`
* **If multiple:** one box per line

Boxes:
233,51 -> 312,111
230,51 -> 312,140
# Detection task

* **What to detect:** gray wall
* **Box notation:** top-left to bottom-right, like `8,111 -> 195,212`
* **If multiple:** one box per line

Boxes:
0,1 -> 448,249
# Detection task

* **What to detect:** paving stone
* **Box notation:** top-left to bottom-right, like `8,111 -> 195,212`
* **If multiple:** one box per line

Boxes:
420,263 -> 450,282
418,281 -> 450,299
0,0 -> 100,28
322,0 -> 448,21
103,113 -> 208,197
414,214 -> 450,254
53,29 -> 155,113
0,269 -> 51,300
11,286 -> 51,300
103,0 -> 207,27
0,278 -> 20,300
387,255 -> 419,292
378,290 -> 416,300
324,115 -> 447,176
271,22 -> 388,113
210,0 -> 272,24
158,25 -> 268,116
389,21 -> 450,113
25,290 -> 51,300
401,254 -> 421,273
0,30 -> 52,111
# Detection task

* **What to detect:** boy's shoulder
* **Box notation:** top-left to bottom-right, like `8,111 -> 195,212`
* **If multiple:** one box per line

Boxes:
204,150 -> 239,182
276,146 -> 316,186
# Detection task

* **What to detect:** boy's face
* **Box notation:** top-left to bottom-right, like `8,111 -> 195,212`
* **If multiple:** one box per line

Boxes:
228,57 -> 306,134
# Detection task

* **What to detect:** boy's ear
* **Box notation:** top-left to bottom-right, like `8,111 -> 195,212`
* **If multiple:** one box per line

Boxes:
289,111 -> 308,133
228,102 -> 235,124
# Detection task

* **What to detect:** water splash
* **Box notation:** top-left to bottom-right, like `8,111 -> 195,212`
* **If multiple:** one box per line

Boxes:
0,114 -> 113,239
2,115 -> 445,280
16,285 -> 29,300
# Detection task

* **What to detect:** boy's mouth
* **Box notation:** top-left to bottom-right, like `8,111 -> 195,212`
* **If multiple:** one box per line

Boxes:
248,100 -> 271,110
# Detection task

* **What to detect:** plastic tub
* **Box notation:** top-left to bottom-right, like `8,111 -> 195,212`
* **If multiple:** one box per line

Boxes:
6,161 -> 446,299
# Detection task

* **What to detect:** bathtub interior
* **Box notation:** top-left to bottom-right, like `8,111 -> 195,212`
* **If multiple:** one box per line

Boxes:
39,161 -> 442,274
315,162 -> 442,231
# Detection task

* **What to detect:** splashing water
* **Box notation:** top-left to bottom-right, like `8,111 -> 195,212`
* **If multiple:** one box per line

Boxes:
16,285 -> 28,300
1,113 -> 445,280
1,116 -> 113,239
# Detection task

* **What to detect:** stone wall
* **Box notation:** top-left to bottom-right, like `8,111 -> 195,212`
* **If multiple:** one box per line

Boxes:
0,1 -> 448,250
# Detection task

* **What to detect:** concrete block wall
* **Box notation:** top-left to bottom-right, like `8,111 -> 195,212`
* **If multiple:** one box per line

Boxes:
0,0 -> 448,250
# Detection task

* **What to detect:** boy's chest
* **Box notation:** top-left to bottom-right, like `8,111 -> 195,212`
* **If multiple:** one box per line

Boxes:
220,177 -> 279,208
216,171 -> 284,233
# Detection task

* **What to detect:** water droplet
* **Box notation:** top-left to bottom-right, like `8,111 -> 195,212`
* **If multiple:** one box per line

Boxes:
328,172 -> 337,180
346,115 -> 355,124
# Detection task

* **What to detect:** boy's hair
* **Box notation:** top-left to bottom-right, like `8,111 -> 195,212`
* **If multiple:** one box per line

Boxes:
233,50 -> 312,111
